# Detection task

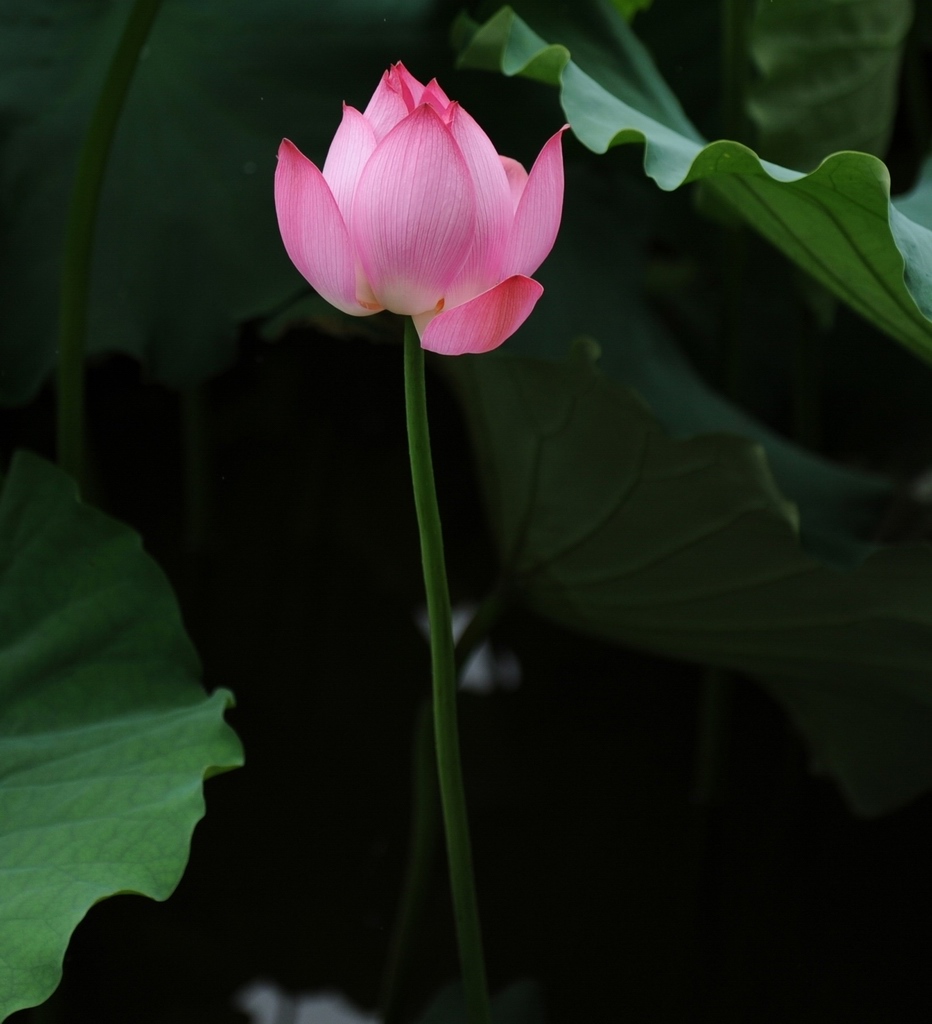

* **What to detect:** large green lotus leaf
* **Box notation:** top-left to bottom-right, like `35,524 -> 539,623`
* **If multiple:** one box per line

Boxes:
0,451 -> 243,1020
890,146 -> 932,239
748,0 -> 912,172
445,350 -> 932,814
0,0 -> 447,405
757,675 -> 932,815
515,157 -> 891,568
456,2 -> 932,364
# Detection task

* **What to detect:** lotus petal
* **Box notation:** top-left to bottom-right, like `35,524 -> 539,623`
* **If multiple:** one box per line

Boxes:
418,275 -> 543,355
502,127 -> 568,278
352,106 -> 477,315
275,140 -> 376,316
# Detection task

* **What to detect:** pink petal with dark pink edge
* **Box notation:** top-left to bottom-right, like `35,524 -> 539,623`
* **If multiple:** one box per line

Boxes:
351,105 -> 477,316
417,275 -> 543,356
500,156 -> 528,211
443,104 -> 514,309
322,105 -> 377,220
502,126 -> 568,279
393,63 -> 427,107
363,68 -> 414,141
274,139 -> 377,317
421,78 -> 452,118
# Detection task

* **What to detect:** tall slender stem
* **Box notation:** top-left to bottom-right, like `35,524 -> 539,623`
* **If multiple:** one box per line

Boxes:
403,319 -> 491,1024
379,590 -> 510,1023
57,0 -> 163,487
379,700 -> 441,1024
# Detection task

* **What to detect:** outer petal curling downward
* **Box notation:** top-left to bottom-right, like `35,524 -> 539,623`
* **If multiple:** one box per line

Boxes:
418,275 -> 543,356
274,140 -> 375,317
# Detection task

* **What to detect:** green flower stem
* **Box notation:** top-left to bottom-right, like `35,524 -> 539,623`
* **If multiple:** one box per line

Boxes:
380,591 -> 509,1024
380,700 -> 440,1024
57,0 -> 163,487
403,318 -> 492,1024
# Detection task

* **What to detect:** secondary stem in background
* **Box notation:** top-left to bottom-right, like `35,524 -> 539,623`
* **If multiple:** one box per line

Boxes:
692,667 -> 734,807
56,0 -> 163,489
181,387 -> 212,554
721,0 -> 751,145
792,300 -> 824,451
694,0 -> 752,809
903,3 -> 932,171
402,319 -> 492,1024
718,0 -> 751,400
455,586 -> 509,673
719,224 -> 748,404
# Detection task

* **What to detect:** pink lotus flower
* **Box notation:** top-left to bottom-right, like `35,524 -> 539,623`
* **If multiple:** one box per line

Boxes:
275,63 -> 566,355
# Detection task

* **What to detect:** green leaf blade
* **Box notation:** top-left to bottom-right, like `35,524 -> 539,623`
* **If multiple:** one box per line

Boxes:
0,452 -> 242,1020
457,1 -> 932,362
748,0 -> 913,171
447,351 -> 932,815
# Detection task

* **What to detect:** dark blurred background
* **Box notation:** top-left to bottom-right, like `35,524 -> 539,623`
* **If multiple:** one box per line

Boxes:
3,323 -> 931,1024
